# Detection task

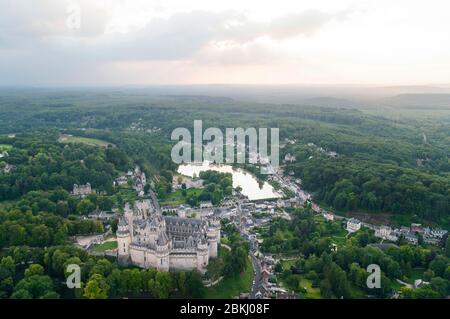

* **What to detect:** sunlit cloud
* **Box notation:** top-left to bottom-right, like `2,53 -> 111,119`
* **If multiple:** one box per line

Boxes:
1,0 -> 450,85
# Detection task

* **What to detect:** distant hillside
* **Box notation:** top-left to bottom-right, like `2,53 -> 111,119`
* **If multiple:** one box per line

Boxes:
301,97 -> 360,108
382,94 -> 450,109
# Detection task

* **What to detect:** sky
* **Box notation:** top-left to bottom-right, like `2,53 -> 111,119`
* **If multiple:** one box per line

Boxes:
1,0 -> 450,86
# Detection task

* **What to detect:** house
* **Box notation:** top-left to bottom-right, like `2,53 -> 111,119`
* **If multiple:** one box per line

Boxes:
161,205 -> 179,213
1,163 -> 14,173
114,175 -> 128,186
400,226 -> 410,234
326,151 -> 338,158
423,236 -> 440,245
276,199 -> 286,208
220,200 -> 235,208
88,211 -> 115,221
410,223 -> 424,234
132,166 -> 147,195
260,269 -> 271,288
256,285 -> 271,299
72,183 -> 92,197
346,218 -> 361,233
404,233 -> 418,245
421,227 -> 448,245
185,179 -> 204,189
323,212 -> 334,222
311,203 -> 321,213
374,225 -> 398,241
239,292 -> 250,299
414,279 -> 430,289
276,292 -> 298,299
430,228 -> 448,239
284,153 -> 296,163
200,201 -> 213,209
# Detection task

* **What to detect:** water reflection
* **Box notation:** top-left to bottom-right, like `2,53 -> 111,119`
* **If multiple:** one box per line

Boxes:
177,162 -> 281,201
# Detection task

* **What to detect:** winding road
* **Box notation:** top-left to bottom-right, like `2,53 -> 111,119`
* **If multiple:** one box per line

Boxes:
250,251 -> 262,298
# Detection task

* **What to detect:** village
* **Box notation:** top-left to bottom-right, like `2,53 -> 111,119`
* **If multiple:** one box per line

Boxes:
69,153 -> 448,299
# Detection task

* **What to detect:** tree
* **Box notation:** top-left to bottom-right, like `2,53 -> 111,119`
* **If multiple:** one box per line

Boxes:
430,277 -> 449,297
320,279 -> 333,298
8,224 -> 26,246
76,199 -> 95,215
274,263 -> 283,273
445,237 -> 450,258
84,274 -> 110,299
224,246 -> 248,277
106,269 -> 122,297
0,277 -> 14,299
53,225 -> 68,245
445,266 -> 450,281
13,275 -> 57,299
0,256 -> 15,278
429,255 -> 448,277
155,272 -> 173,298
98,197 -> 114,211
24,264 -> 45,278
30,225 -> 50,247
356,231 -> 370,247
128,269 -> 142,294
324,262 -> 351,299
10,289 -> 33,299
184,272 -> 204,298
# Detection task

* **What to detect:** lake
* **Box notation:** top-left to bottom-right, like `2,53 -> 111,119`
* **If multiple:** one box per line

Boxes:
177,162 -> 282,201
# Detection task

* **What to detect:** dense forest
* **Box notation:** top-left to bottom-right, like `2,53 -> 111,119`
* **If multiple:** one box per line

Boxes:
0,89 -> 448,298
0,90 -> 448,225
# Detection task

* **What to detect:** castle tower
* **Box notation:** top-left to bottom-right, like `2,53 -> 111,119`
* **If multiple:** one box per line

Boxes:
117,218 -> 131,265
207,219 -> 221,258
197,239 -> 209,271
155,232 -> 170,272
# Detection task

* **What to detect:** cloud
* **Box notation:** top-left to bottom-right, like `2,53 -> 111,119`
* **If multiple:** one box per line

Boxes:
0,1 -> 348,85
267,10 -> 332,39
194,41 -> 282,65
0,0 -> 109,44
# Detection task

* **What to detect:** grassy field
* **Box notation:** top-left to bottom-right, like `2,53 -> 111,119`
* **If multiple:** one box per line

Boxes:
331,236 -> 348,246
279,259 -> 322,298
204,256 -> 253,299
160,188 -> 202,206
278,272 -> 322,299
299,278 -> 321,299
92,240 -> 117,252
58,135 -> 114,148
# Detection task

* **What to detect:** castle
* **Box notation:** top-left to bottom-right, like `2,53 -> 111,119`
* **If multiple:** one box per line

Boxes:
72,183 -> 92,197
117,200 -> 221,272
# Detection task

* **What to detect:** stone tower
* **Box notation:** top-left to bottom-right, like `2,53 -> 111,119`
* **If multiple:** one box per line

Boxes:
155,232 -> 170,272
197,239 -> 209,271
207,219 -> 221,258
117,218 -> 131,265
